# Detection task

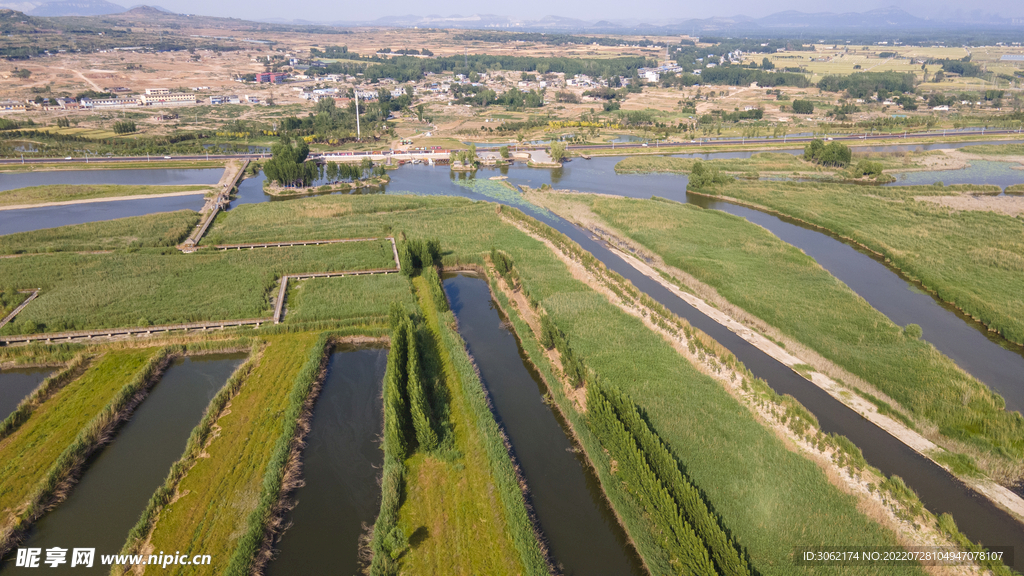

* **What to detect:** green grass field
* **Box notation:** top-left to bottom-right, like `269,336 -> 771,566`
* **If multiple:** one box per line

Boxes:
0,211 -> 200,254
0,184 -> 214,208
0,240 -> 395,333
140,334 -> 317,576
284,273 -> 417,326
393,275 -> 542,575
0,349 -> 157,530
530,191 -> 1023,479
692,179 -> 1024,347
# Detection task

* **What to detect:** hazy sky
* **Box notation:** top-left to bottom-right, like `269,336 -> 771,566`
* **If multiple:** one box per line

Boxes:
146,0 -> 1024,22
148,0 -> 1022,22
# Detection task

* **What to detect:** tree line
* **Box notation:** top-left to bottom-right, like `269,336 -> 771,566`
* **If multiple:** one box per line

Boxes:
817,71 -> 917,99
588,379 -> 753,576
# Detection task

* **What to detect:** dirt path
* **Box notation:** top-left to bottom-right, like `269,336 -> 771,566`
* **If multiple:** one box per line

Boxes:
0,190 -> 210,212
57,67 -> 103,92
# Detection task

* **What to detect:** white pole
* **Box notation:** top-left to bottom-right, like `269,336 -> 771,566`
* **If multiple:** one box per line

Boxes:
355,92 -> 361,141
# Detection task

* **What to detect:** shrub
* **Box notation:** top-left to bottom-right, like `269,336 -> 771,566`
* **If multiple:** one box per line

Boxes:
804,139 -> 852,167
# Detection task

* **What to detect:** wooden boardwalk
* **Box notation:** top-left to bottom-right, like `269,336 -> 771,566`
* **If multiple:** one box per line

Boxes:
213,237 -> 386,250
0,290 -> 39,330
0,318 -> 265,345
179,160 -> 249,252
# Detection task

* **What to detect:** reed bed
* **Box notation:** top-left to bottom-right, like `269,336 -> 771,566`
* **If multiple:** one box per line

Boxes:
405,274 -> 549,576
1,240 -> 395,334
284,273 -> 416,326
484,209 -> 925,575
0,354 -> 90,441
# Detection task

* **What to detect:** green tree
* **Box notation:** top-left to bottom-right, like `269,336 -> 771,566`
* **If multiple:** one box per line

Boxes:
263,137 -> 318,187
499,145 -> 510,159
405,322 -> 438,451
415,103 -> 425,122
549,141 -> 567,163
792,99 -> 814,114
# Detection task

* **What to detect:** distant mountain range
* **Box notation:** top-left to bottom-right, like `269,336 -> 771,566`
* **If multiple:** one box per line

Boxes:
336,7 -> 1021,32
0,0 -> 172,16
0,1 -> 1019,32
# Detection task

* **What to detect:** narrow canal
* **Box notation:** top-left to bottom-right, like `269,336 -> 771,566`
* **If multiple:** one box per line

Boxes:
444,272 -> 646,576
266,346 -> 387,576
2,353 -> 245,574
0,367 -> 52,421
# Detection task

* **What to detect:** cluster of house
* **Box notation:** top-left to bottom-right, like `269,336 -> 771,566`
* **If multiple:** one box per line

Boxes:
1,86 -> 272,113
210,95 -> 264,105
636,64 -> 685,82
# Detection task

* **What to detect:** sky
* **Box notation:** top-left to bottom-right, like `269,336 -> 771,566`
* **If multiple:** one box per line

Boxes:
146,0 -> 1023,23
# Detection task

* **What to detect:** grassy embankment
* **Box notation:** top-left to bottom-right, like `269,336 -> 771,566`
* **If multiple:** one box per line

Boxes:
0,211 -> 201,255
202,194 -> 930,575
615,152 -> 819,176
567,134 -> 1024,158
530,191 -> 1024,482
0,240 -> 395,334
687,179 -> 1024,347
0,347 -> 166,554
613,152 -> 941,182
132,333 -> 322,576
384,271 -> 547,575
0,185 -> 215,208
961,144 -> 1024,156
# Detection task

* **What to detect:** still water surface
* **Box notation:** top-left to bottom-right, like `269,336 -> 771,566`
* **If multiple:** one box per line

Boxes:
446,272 -> 647,576
267,347 -> 387,576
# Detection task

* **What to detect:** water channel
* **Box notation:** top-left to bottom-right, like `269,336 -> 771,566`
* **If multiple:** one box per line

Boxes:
0,167 -> 222,236
0,367 -> 52,421
0,168 -> 225,193
2,353 -> 245,574
266,347 -> 387,576
444,272 -> 645,576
